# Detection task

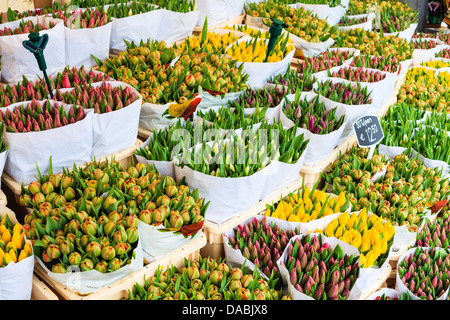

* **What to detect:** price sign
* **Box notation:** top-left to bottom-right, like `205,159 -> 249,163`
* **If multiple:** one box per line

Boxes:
353,114 -> 384,159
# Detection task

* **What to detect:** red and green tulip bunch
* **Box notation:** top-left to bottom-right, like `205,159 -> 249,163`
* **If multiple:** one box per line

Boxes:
412,39 -> 439,50
315,80 -> 373,105
0,67 -> 110,109
283,234 -> 360,300
266,67 -> 316,94
0,99 -> 86,133
416,211 -> 450,248
53,81 -> 139,114
338,15 -> 368,27
397,246 -> 450,300
0,19 -> 46,36
52,8 -> 111,29
350,54 -> 400,74
435,47 -> 450,59
297,49 -> 353,74
105,1 -> 158,18
283,92 -> 346,134
128,255 -> 291,300
231,86 -> 288,110
227,216 -> 301,281
378,1 -> 418,34
328,66 -> 386,83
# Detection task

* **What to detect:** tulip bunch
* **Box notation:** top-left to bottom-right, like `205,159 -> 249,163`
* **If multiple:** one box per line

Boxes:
412,39 -> 439,50
176,134 -> 270,178
128,255 -> 291,300
288,0 -> 342,6
327,150 -> 449,231
283,92 -> 346,134
0,67 -> 109,109
282,233 -> 360,300
105,1 -> 158,18
435,47 -> 450,59
145,0 -> 195,13
328,66 -> 386,83
346,0 -> 376,15
397,247 -> 450,299
245,2 -> 338,43
297,49 -> 353,74
0,214 -> 33,267
383,102 -> 426,124
413,31 -> 450,46
315,80 -> 373,105
135,120 -> 213,162
321,208 -> 395,268
420,59 -> 450,69
0,8 -> 46,24
267,67 -> 316,94
0,99 -> 86,133
222,24 -> 270,39
396,67 -> 449,113
332,29 -> 415,62
69,0 -> 130,7
51,8 -> 111,29
422,110 -> 450,132
177,30 -> 243,55
375,293 -> 398,300
227,216 -> 301,281
95,39 -> 248,104
409,125 -> 450,164
0,19 -> 47,36
53,81 -> 139,114
264,182 -> 350,223
377,0 -> 418,34
322,146 -> 389,193
258,121 -> 310,164
231,86 -> 288,111
226,33 -> 293,63
338,15 -> 368,27
195,104 -> 269,131
416,211 -> 450,247
350,54 -> 400,73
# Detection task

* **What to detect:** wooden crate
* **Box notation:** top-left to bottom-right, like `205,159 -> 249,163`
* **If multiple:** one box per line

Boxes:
1,138 -> 143,204
33,232 -> 206,300
359,264 -> 392,300
31,276 -> 59,300
193,14 -> 246,34
201,178 -> 305,260
137,127 -> 152,142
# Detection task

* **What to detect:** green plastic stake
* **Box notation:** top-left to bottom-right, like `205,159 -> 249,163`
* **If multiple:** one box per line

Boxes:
264,18 -> 289,63
22,32 -> 54,99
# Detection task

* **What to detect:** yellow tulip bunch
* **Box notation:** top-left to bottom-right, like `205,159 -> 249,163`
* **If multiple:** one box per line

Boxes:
226,34 -> 294,63
265,186 -> 349,223
420,59 -> 450,69
180,31 -> 242,54
222,24 -> 270,39
322,208 -> 395,268
0,214 -> 32,267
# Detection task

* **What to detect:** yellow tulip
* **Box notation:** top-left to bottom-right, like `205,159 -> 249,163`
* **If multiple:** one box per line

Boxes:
1,229 -> 11,244
325,223 -> 335,237
359,253 -> 366,268
23,242 -> 32,256
335,226 -> 344,238
18,250 -> 28,262
364,252 -> 376,268
8,249 -> 17,263
338,212 -> 350,226
361,236 -> 371,252
13,223 -> 22,235
347,212 -> 357,229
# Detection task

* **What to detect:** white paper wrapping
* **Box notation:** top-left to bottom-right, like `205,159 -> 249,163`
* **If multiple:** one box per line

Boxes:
277,233 -> 363,300
64,20 -> 112,69
156,9 -> 199,44
0,17 -> 66,84
138,220 -> 203,263
3,101 -> 94,185
195,0 -> 245,27
36,237 -> 143,295
296,3 -> 347,26
0,255 -> 34,300
109,9 -> 163,53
